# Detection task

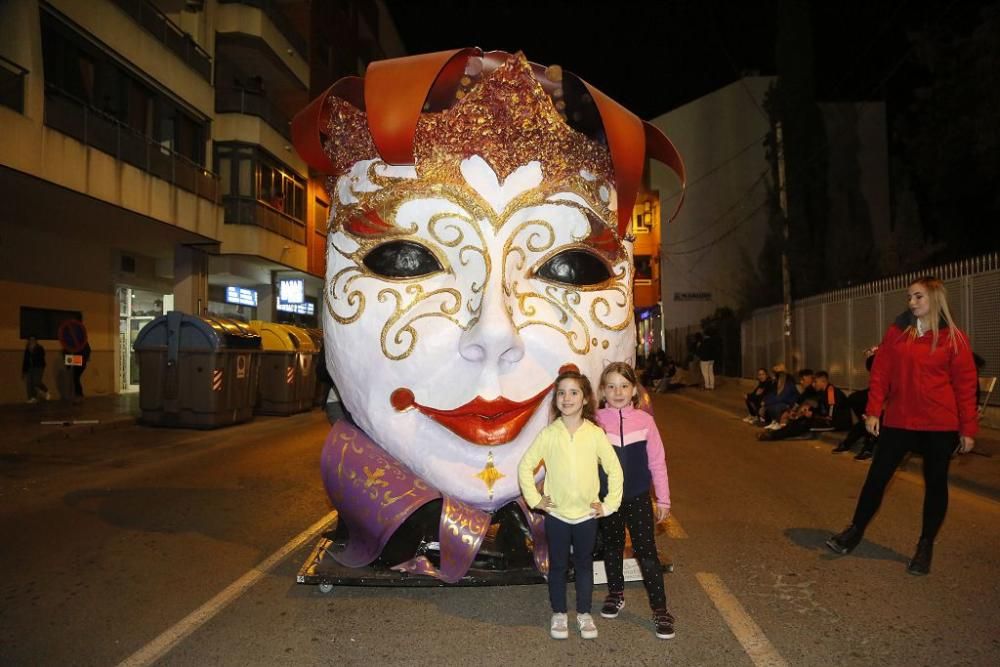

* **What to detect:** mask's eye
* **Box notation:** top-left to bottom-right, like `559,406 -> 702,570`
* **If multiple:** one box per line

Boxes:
534,249 -> 612,286
363,240 -> 443,278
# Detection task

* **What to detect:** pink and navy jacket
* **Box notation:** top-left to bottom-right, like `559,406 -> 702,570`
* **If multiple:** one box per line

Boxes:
596,406 -> 671,509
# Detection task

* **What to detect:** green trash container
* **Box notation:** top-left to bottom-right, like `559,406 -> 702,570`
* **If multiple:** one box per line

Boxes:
250,321 -> 318,415
133,311 -> 262,428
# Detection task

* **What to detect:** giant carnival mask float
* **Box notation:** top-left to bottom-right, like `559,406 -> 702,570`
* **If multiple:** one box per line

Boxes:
293,48 -> 684,584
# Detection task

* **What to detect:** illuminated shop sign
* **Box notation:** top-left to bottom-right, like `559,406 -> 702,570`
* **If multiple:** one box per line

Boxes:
277,298 -> 315,315
278,278 -> 304,304
225,286 -> 258,307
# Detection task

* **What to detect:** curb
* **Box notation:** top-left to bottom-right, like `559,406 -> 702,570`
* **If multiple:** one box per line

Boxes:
25,414 -> 139,446
663,389 -> 1000,504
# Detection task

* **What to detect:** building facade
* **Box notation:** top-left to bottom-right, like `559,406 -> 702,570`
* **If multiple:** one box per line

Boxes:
0,0 -> 403,403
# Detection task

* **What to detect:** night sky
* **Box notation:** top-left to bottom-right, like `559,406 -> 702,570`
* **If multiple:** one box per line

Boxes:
383,0 -> 987,119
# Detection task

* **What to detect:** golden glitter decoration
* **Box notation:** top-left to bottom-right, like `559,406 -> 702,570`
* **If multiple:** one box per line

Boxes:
414,54 -> 613,186
475,452 -> 506,499
322,97 -> 379,175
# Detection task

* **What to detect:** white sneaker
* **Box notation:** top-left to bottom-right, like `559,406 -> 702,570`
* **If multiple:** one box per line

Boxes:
765,421 -> 783,431
27,398 -> 38,404
577,612 -> 598,639
43,391 -> 51,401
550,612 -> 568,639
742,416 -> 755,423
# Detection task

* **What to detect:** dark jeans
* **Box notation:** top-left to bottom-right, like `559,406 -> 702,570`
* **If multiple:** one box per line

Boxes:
73,366 -> 86,398
851,426 -> 955,541
544,514 -> 598,614
599,493 -> 667,610
745,393 -> 764,417
24,368 -> 48,399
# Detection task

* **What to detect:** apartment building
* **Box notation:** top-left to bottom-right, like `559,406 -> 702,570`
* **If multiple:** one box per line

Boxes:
0,0 -> 403,403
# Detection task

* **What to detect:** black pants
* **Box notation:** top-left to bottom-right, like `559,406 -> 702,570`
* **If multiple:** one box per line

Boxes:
599,494 -> 667,610
745,393 -> 763,417
851,426 -> 955,541
72,366 -> 86,398
545,515 -> 598,614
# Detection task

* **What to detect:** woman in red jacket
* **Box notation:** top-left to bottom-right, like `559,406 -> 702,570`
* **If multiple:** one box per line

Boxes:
826,276 -> 978,575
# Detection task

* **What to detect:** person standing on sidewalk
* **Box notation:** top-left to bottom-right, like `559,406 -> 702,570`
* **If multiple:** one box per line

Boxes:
22,337 -> 50,403
696,330 -> 719,390
826,276 -> 978,575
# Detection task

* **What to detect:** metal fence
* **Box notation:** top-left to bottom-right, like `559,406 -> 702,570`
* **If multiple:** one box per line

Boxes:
44,85 -> 220,203
740,253 -> 1000,407
110,0 -> 212,81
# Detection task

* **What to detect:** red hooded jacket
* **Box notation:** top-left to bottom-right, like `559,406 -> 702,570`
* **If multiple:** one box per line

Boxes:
866,312 -> 979,437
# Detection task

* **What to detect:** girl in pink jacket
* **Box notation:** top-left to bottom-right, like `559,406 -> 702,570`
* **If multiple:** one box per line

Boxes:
596,361 -> 674,639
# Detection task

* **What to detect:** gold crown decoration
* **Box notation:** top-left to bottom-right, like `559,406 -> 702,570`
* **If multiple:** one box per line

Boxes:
320,53 -> 613,192
414,54 -> 613,187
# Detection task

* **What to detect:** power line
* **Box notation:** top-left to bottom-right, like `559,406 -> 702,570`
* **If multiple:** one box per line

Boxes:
664,169 -> 770,247
665,199 -> 771,257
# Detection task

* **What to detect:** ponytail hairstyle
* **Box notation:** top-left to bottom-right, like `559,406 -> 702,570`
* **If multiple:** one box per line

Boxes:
550,369 -> 598,423
908,276 -> 965,352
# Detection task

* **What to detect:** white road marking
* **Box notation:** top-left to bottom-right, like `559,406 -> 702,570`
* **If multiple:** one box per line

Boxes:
116,510 -> 338,667
696,572 -> 789,667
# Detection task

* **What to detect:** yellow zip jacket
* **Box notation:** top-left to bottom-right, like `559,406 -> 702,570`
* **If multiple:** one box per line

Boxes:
517,418 -> 624,522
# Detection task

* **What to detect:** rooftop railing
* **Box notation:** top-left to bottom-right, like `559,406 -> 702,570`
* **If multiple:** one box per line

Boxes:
44,84 -> 220,203
110,0 -> 212,82
215,87 -> 292,140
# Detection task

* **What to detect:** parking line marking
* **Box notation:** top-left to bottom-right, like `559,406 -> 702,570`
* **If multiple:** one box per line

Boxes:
696,572 -> 788,667
116,510 -> 338,667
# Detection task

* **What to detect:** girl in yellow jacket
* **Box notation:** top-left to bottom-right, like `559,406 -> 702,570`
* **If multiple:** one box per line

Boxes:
518,368 -> 624,641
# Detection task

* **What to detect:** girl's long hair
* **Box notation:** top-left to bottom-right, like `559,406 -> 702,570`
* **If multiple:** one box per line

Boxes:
599,361 -> 641,408
550,369 -> 598,423
908,276 -> 966,352
772,362 -> 788,394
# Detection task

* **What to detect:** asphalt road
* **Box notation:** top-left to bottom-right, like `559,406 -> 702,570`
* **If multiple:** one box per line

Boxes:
1,394 -> 998,666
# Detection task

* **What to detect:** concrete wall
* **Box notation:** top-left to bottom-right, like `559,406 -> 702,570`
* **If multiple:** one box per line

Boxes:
649,77 -> 776,332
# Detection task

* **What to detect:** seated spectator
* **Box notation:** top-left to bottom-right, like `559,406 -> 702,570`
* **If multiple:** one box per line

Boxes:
654,358 -> 687,392
762,363 -> 798,426
742,367 -> 774,424
757,399 -> 826,441
643,354 -> 665,387
796,368 -> 818,405
833,347 -> 878,459
812,371 -> 851,431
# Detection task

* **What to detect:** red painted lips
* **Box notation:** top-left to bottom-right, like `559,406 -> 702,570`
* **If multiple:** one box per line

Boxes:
390,385 -> 552,446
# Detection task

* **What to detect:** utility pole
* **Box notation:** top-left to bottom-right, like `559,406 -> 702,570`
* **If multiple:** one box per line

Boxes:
775,121 -> 794,370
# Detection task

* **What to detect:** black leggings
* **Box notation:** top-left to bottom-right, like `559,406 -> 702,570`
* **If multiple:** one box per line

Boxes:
599,493 -> 667,610
851,426 -> 955,541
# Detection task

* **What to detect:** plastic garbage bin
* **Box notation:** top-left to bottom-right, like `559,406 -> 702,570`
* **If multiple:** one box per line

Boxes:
133,311 -> 262,428
302,327 -> 328,407
249,320 -> 318,415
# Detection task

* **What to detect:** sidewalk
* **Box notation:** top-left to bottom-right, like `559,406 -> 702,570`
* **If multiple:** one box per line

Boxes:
0,393 -> 139,452
663,377 -> 1000,502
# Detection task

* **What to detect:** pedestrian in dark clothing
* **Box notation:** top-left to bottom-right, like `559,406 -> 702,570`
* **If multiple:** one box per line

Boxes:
742,368 -> 774,423
757,400 -> 826,440
22,337 -> 50,403
827,277 -> 978,576
812,371 -> 851,431
72,342 -> 91,401
833,347 -> 879,459
696,331 -> 719,390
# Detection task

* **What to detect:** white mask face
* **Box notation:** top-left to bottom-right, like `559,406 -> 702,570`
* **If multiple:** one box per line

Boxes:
323,155 -> 635,509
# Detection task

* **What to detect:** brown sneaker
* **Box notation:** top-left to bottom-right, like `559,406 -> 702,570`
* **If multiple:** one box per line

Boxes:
653,608 -> 676,639
600,591 -> 625,618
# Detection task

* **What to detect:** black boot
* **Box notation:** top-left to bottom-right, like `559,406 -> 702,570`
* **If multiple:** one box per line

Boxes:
825,525 -> 863,554
832,441 -> 852,453
906,538 -> 933,576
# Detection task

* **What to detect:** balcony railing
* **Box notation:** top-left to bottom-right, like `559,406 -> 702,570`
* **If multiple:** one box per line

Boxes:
110,0 -> 212,82
215,87 -> 291,140
219,0 -> 307,58
44,85 -> 220,203
0,55 -> 28,113
223,195 -> 306,244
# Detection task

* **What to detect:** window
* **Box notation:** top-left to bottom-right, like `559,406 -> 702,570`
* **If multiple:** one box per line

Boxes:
41,10 -> 208,166
215,142 -> 307,222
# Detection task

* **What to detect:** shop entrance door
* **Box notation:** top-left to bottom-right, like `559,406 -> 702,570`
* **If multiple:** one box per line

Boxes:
116,287 -> 169,392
